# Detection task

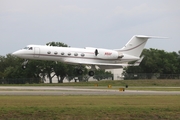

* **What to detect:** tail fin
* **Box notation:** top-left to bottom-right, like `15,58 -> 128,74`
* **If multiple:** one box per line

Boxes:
117,35 -> 166,57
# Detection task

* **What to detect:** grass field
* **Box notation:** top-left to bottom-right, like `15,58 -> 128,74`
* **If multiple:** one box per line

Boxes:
0,80 -> 180,120
0,95 -> 180,120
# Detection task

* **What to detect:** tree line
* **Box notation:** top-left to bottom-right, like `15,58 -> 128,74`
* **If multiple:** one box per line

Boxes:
124,48 -> 180,79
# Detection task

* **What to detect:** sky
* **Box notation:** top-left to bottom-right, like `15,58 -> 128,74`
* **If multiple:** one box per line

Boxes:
0,0 -> 180,56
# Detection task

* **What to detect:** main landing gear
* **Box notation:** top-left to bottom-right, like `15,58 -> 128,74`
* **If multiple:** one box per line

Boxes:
76,68 -> 95,76
22,59 -> 28,69
88,71 -> 94,76
76,69 -> 83,75
76,66 -> 94,76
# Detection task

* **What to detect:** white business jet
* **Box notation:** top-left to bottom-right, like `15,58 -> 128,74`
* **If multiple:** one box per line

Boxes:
12,35 -> 160,76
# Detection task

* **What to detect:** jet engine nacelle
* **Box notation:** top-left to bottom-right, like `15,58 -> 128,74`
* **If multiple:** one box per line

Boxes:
95,49 -> 119,59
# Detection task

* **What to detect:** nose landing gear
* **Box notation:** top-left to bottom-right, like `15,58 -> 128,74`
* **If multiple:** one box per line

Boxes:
22,59 -> 28,69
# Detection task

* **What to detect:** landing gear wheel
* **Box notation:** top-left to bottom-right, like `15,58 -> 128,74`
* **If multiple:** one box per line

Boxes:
22,65 -> 26,69
88,71 -> 94,76
22,59 -> 28,69
77,69 -> 83,75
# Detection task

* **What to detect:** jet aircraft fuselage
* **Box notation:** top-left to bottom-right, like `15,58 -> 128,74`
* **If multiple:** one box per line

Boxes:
12,35 -> 163,76
13,45 -> 138,66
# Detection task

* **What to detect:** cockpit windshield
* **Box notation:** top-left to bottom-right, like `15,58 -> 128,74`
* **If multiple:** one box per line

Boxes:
24,47 -> 33,50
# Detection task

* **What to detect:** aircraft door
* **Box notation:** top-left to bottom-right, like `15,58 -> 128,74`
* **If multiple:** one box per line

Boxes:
34,47 -> 40,58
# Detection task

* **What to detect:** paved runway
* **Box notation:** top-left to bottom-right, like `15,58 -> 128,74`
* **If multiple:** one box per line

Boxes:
0,86 -> 180,95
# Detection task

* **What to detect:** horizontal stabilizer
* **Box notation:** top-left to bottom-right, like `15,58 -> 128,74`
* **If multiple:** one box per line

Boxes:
136,35 -> 168,39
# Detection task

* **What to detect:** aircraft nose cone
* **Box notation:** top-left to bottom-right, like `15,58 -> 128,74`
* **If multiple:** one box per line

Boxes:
12,51 -> 17,56
12,52 -> 16,56
12,51 -> 21,57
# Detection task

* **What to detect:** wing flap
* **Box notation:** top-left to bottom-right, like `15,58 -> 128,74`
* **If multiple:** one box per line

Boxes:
76,56 -> 144,69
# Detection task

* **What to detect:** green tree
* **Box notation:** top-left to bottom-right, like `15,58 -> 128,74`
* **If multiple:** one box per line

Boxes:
38,61 -> 56,83
53,62 -> 68,83
0,54 -> 41,83
46,42 -> 68,47
93,69 -> 113,81
124,48 -> 180,79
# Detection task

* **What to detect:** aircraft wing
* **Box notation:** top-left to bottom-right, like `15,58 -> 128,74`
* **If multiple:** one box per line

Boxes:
74,56 -> 144,69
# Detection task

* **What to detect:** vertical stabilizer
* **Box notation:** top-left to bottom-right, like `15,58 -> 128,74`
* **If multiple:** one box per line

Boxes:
117,35 -> 163,57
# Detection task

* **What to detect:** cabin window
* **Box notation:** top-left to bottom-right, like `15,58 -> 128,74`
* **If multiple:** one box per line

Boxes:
47,51 -> 51,54
54,51 -> 58,55
29,47 -> 33,50
68,52 -> 71,56
74,52 -> 78,56
24,47 -> 33,50
81,53 -> 85,57
24,47 -> 28,49
61,52 -> 64,55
